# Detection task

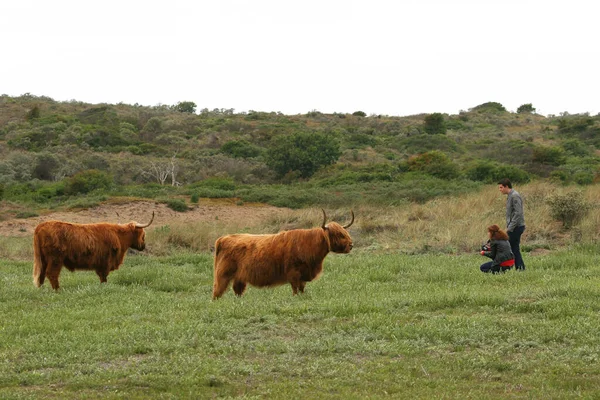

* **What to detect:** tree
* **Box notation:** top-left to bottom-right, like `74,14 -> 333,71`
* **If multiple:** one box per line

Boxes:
142,155 -> 180,186
352,111 -> 366,117
266,132 -> 341,179
423,113 -> 447,135
517,103 -> 536,114
173,101 -> 197,113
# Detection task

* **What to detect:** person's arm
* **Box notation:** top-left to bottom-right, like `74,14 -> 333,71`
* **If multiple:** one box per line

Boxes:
482,241 -> 496,259
507,196 -> 523,232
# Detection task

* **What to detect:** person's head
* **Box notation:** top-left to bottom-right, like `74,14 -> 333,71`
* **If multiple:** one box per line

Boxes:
498,178 -> 512,195
487,224 -> 508,240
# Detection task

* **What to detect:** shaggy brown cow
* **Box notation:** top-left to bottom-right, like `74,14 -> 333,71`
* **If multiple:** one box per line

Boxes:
32,212 -> 154,290
212,209 -> 354,299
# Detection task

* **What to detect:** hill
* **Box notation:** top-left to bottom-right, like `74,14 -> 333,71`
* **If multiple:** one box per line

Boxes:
0,93 -> 599,212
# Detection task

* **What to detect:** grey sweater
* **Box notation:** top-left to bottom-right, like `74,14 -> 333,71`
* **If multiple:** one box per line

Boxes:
506,189 -> 525,232
483,239 -> 515,268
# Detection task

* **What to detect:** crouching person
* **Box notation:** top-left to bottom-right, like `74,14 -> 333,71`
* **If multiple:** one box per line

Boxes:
480,224 -> 515,274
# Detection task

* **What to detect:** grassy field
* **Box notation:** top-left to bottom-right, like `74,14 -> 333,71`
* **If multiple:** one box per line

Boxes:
2,246 -> 600,399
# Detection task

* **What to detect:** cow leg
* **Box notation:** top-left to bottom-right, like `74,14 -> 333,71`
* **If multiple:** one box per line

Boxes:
232,280 -> 247,297
46,262 -> 62,291
212,275 -> 232,300
287,270 -> 301,295
298,281 -> 306,294
95,268 -> 109,284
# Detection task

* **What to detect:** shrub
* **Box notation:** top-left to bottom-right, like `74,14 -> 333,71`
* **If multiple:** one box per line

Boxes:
16,211 -> 39,219
532,146 -> 566,166
561,139 -> 592,157
423,113 -> 447,135
346,133 -> 378,149
352,111 -> 366,117
33,182 -> 66,203
190,192 -> 200,204
190,177 -> 236,191
557,116 -> 594,134
172,101 -> 197,113
26,105 -> 41,120
406,150 -> 460,179
65,170 -> 113,195
392,134 -> 461,154
547,191 -> 591,229
220,140 -> 262,158
464,160 -> 531,184
517,103 -> 536,114
266,132 -> 341,178
162,198 -> 189,212
470,102 -> 506,113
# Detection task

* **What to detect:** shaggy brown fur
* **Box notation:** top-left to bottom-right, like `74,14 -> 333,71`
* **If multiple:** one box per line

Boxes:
32,213 -> 154,290
212,210 -> 354,299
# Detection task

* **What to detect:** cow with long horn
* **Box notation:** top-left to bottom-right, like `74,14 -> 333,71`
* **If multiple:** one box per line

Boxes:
212,209 -> 354,299
32,212 -> 155,290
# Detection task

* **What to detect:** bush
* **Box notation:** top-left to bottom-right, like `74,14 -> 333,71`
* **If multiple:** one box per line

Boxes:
65,170 -> 113,195
423,113 -> 447,135
220,140 -> 262,158
162,198 -> 189,212
16,211 -> 39,219
266,132 -> 341,178
190,177 -> 236,191
33,182 -> 66,203
561,139 -> 592,157
470,102 -> 507,113
0,183 -> 4,200
517,103 -> 536,114
346,133 -> 378,149
547,191 -> 591,229
392,134 -> 461,155
405,150 -> 460,179
533,146 -> 566,166
464,160 -> 531,184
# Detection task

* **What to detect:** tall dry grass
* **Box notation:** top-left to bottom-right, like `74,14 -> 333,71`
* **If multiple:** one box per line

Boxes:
2,183 -> 598,260
189,182 -> 598,256
351,182 -> 600,254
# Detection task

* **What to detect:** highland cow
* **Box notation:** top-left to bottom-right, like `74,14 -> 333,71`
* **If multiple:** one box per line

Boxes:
212,210 -> 354,299
32,212 -> 154,290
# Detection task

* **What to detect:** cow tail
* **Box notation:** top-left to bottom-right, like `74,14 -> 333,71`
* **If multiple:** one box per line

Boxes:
32,233 -> 46,287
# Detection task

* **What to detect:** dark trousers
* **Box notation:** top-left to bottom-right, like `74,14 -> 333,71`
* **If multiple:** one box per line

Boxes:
508,225 -> 526,270
480,261 -> 512,274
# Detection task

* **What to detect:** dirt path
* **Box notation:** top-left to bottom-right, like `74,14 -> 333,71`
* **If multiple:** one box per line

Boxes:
0,199 -> 289,237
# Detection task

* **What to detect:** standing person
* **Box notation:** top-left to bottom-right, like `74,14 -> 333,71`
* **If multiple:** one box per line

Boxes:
498,178 -> 526,271
479,224 -> 515,273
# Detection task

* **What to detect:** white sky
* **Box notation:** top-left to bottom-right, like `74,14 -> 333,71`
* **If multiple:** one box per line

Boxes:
1,0 -> 599,117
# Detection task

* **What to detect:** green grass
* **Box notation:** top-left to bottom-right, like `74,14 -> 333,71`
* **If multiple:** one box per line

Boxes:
1,247 -> 600,399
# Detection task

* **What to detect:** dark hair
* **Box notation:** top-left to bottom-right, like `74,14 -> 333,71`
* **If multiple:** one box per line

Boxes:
497,178 -> 512,188
487,224 -> 509,240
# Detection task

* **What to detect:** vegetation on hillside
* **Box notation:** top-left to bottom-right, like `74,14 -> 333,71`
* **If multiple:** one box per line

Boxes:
1,93 -> 599,212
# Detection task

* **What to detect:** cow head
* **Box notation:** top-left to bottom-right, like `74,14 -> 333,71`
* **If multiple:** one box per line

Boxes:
321,209 -> 354,253
129,212 -> 155,251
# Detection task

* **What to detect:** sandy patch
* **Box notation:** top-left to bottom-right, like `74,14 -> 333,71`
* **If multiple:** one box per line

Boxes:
0,199 -> 289,237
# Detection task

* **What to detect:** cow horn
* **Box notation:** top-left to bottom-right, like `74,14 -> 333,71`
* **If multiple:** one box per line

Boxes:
135,211 -> 155,228
321,209 -> 327,229
343,210 -> 354,229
